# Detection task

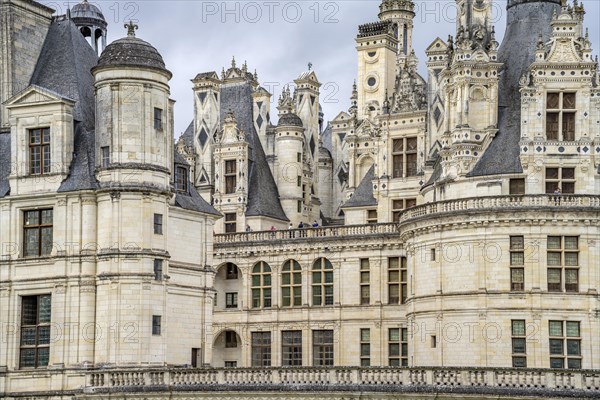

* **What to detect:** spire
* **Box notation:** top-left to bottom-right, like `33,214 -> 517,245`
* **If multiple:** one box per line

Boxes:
231,56 -> 236,69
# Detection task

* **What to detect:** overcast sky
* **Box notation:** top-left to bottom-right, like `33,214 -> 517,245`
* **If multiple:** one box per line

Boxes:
49,0 -> 600,136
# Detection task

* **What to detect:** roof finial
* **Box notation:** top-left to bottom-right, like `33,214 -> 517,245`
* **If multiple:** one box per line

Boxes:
231,56 -> 236,69
125,21 -> 138,37
308,62 -> 313,71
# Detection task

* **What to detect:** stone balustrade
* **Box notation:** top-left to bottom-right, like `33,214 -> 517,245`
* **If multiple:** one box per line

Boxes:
214,195 -> 600,246
80,366 -> 600,396
399,194 -> 600,223
215,223 -> 399,244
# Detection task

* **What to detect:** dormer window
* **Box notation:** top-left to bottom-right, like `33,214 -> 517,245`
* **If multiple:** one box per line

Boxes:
546,93 -> 575,141
29,128 -> 50,175
174,166 -> 188,192
153,108 -> 163,131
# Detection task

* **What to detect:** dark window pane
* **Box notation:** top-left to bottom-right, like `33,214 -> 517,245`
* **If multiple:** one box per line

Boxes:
549,339 -> 563,355
547,93 -> 560,109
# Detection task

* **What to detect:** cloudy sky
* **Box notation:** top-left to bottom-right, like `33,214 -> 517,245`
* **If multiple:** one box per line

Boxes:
49,0 -> 600,135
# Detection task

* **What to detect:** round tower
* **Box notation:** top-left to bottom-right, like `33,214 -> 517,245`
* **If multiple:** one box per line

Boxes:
275,112 -> 306,225
71,0 -> 107,55
91,22 -> 174,366
378,0 -> 415,57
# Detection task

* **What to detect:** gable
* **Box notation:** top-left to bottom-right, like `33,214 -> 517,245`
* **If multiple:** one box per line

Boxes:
4,85 -> 75,108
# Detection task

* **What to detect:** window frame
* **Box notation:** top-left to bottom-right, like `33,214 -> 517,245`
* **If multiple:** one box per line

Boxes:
282,330 -> 302,366
19,294 -> 51,369
23,209 -> 53,258
388,257 -> 407,304
153,259 -> 163,281
225,292 -> 238,309
547,236 -> 579,293
511,320 -> 527,367
312,258 -> 334,306
224,160 -> 237,194
251,262 -> 272,308
392,137 -> 418,178
392,198 -> 417,222
29,128 -> 51,175
153,213 -> 163,235
360,328 -> 370,366
312,330 -> 334,367
282,260 -> 302,307
545,167 -> 575,195
152,315 -> 161,336
101,146 -> 110,168
224,213 -> 237,233
225,331 -> 238,348
549,320 -> 581,369
545,92 -> 576,141
174,166 -> 188,192
360,258 -> 370,305
251,332 -> 271,367
153,107 -> 163,131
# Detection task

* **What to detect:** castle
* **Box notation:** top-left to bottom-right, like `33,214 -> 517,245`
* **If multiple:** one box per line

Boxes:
0,0 -> 599,398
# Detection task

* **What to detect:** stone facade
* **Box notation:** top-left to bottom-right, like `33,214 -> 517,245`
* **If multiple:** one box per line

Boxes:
0,0 -> 599,399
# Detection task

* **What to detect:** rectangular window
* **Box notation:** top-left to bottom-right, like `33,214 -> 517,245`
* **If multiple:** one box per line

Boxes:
545,167 -> 575,194
510,236 -> 525,291
282,330 -> 302,366
225,160 -> 237,194
29,128 -> 51,175
360,258 -> 370,305
152,315 -> 161,335
392,137 -> 418,178
24,209 -> 53,258
512,320 -> 527,367
101,146 -> 110,168
297,152 -> 302,162
225,331 -> 237,348
509,178 -> 525,195
392,198 -> 416,222
225,292 -> 238,309
224,361 -> 237,368
297,200 -> 303,213
388,257 -> 408,304
360,328 -> 370,366
431,335 -> 437,348
546,92 -> 576,141
367,209 -> 377,224
547,236 -> 579,292
175,166 -> 188,192
20,295 -> 51,369
388,328 -> 408,366
153,259 -> 163,281
388,257 -> 399,304
431,248 -> 436,262
154,213 -> 163,235
312,330 -> 334,366
251,332 -> 271,367
549,321 -> 581,369
154,108 -> 163,130
224,213 -> 237,233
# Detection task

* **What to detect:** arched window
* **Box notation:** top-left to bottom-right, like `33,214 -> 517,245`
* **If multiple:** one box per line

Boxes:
282,260 -> 302,307
252,262 -> 272,308
312,258 -> 334,306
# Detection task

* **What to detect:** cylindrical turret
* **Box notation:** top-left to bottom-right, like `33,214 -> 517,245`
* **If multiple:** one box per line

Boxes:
71,0 -> 108,55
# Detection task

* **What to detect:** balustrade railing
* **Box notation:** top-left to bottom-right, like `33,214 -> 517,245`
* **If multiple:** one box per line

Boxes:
214,195 -> 600,245
84,366 -> 600,394
215,223 -> 398,244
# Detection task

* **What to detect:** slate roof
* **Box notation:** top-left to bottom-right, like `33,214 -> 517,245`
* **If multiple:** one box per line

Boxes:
468,0 -> 560,177
0,131 -> 10,198
342,165 -> 377,208
220,81 -> 288,222
321,123 -> 333,154
96,34 -> 170,77
278,112 -> 304,127
57,123 -> 98,192
30,18 -> 98,130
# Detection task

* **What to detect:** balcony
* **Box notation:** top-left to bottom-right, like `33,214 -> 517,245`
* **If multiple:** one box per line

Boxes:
80,366 -> 600,397
215,223 -> 399,245
399,194 -> 600,224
